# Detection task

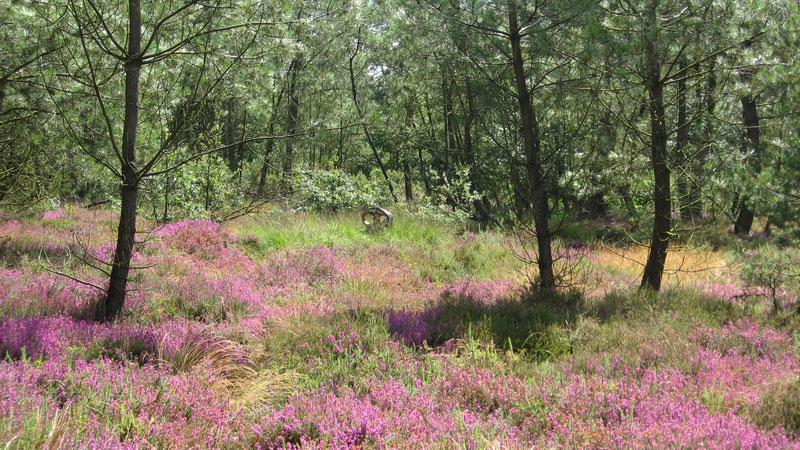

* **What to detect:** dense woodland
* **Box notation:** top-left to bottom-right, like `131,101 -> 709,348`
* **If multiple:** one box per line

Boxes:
1,0 -> 800,318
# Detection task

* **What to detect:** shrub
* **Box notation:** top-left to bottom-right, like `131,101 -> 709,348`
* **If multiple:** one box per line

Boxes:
291,169 -> 391,212
735,245 -> 800,312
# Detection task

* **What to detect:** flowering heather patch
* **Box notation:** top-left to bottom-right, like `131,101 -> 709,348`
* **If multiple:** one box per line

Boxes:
0,268 -> 102,318
387,278 -> 516,347
41,209 -> 67,221
1,209 -> 800,449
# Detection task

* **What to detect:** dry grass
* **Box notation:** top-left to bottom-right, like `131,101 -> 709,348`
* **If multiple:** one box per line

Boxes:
157,332 -> 300,406
593,244 -> 733,282
2,404 -> 72,450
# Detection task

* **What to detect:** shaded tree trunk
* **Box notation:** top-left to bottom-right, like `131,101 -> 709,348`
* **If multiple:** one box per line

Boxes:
403,98 -> 415,202
464,78 -> 489,224
349,33 -> 397,203
258,120 -> 276,193
686,62 -> 716,220
675,60 -> 691,220
442,76 -> 453,172
508,3 -> 555,290
101,0 -> 142,321
283,56 -> 300,178
510,161 -> 528,220
222,97 -> 238,172
258,82 -> 286,194
403,159 -> 413,201
420,95 -> 435,196
640,4 -> 671,292
733,93 -> 760,235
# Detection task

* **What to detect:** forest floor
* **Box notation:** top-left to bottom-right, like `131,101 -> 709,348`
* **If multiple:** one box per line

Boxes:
1,205 -> 799,449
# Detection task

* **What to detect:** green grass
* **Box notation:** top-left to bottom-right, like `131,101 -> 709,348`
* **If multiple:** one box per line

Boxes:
235,209 -> 451,250
234,208 -> 521,285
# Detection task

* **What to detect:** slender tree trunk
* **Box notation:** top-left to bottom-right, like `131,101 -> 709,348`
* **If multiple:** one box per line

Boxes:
464,78 -> 489,224
0,81 -> 5,117
675,60 -> 691,220
418,146 -> 430,196
640,4 -> 671,292
403,98 -> 415,202
349,33 -> 397,203
222,97 -> 238,171
336,116 -> 344,169
163,174 -> 170,221
442,77 -> 451,172
686,62 -> 715,220
510,161 -> 527,219
259,81 -> 287,193
420,95 -> 434,196
734,93 -> 760,235
101,0 -> 142,321
283,56 -> 300,178
258,120 -> 276,193
508,3 -> 555,290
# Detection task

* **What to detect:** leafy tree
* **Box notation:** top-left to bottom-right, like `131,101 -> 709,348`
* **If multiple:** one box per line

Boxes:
44,0 -> 274,320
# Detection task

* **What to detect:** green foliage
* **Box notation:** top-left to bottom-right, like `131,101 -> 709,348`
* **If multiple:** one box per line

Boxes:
734,245 -> 800,312
291,169 -> 392,212
751,376 -> 800,433
144,153 -> 242,221
425,165 -> 482,223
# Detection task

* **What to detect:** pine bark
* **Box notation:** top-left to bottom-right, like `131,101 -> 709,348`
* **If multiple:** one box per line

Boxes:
101,0 -> 142,321
733,94 -> 761,235
464,78 -> 490,224
675,60 -> 691,220
283,56 -> 300,178
508,2 -> 555,290
640,3 -> 671,292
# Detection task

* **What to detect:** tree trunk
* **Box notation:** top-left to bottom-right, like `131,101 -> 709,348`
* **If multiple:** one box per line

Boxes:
258,119 -> 276,193
349,34 -> 397,203
336,116 -> 344,169
258,79 -> 287,193
101,0 -> 142,321
733,93 -> 760,235
283,56 -> 300,179
222,97 -> 238,171
640,4 -> 671,292
403,98 -> 415,202
686,62 -> 716,220
675,59 -> 691,220
508,3 -> 555,290
464,78 -> 490,224
442,77 -> 452,172
510,161 -> 527,220
0,81 -> 5,117
418,145 -> 430,196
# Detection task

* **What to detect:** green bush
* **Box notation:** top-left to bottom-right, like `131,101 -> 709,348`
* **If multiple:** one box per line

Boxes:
143,152 -> 242,221
735,245 -> 800,312
291,169 -> 392,212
